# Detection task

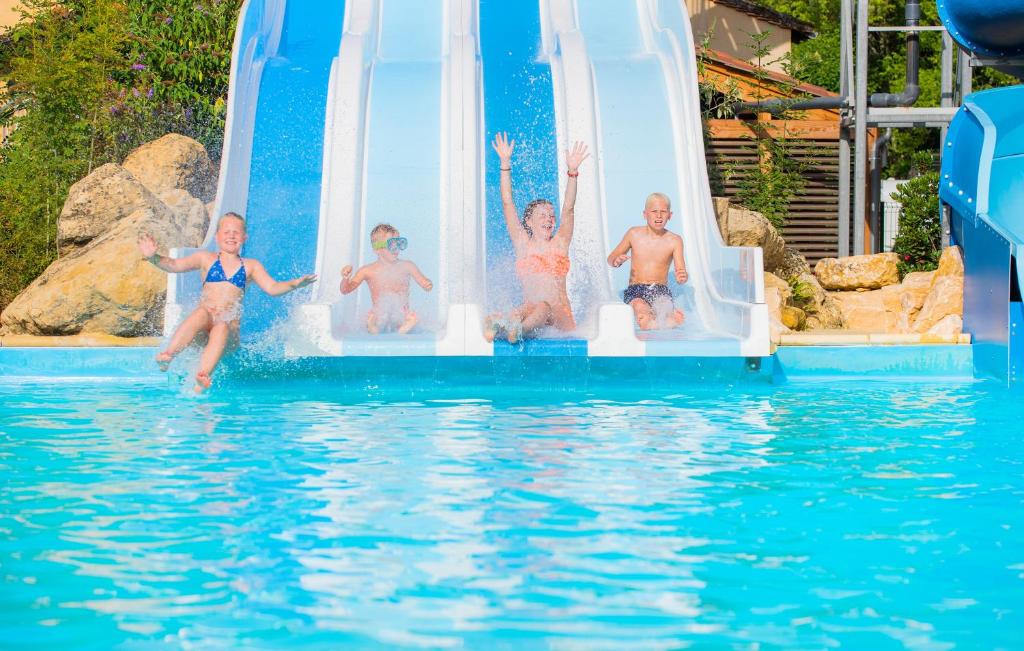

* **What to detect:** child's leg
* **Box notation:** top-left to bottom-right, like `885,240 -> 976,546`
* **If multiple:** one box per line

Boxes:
194,321 -> 231,392
549,304 -> 576,332
158,308 -> 212,369
366,309 -> 380,335
629,298 -> 656,330
652,296 -> 685,329
516,302 -> 552,341
398,309 -> 418,335
483,312 -> 503,343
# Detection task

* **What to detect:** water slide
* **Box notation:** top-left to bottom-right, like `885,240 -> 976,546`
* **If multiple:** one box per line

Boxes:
167,0 -> 769,359
938,0 -> 1024,383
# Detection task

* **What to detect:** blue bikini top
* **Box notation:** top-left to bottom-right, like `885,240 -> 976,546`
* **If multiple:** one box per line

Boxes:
204,254 -> 247,289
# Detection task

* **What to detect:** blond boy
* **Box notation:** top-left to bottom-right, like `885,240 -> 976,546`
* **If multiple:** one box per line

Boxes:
340,223 -> 433,334
607,193 -> 688,330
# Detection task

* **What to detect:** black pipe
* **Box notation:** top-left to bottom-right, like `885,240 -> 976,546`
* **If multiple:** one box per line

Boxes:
870,0 -> 921,107
869,128 -> 893,253
735,0 -> 923,114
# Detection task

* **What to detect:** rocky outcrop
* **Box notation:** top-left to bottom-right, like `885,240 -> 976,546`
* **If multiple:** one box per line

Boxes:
781,306 -> 806,330
122,133 -> 217,203
715,199 -> 786,272
814,252 -> 900,291
912,246 -> 964,333
831,285 -> 903,332
57,164 -> 165,255
0,205 -> 205,336
1,135 -> 213,336
774,245 -> 811,280
763,272 -> 792,343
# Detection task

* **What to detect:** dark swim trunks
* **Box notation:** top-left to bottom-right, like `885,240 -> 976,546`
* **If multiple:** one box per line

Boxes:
623,283 -> 673,307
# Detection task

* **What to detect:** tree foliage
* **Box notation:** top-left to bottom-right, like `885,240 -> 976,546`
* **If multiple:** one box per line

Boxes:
0,0 -> 240,311
891,153 -> 942,276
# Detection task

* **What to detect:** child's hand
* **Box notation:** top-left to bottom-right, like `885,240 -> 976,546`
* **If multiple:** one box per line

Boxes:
424,280 -> 433,292
491,131 -> 515,165
610,254 -> 630,268
293,274 -> 317,289
565,141 -> 590,173
341,265 -> 352,279
676,268 -> 689,284
138,233 -> 158,259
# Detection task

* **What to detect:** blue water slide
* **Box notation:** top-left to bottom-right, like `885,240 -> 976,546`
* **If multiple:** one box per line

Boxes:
165,0 -> 346,343
540,0 -> 768,356
939,0 -> 1024,384
291,0 -> 489,356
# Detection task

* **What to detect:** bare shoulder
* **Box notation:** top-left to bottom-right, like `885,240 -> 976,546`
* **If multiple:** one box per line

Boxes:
243,257 -> 266,272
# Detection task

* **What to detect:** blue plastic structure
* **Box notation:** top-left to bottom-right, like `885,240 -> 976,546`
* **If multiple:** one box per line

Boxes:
939,0 -> 1024,384
167,0 -> 778,359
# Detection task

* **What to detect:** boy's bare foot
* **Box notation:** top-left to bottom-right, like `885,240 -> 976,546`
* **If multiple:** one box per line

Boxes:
636,312 -> 656,330
672,309 -> 685,327
155,351 -> 174,371
505,320 -> 522,344
194,371 -> 212,393
398,311 -> 418,335
367,312 -> 380,335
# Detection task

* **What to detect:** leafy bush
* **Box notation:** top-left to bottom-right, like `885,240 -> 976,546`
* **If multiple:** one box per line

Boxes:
891,165 -> 941,277
731,134 -> 807,230
0,0 -> 239,311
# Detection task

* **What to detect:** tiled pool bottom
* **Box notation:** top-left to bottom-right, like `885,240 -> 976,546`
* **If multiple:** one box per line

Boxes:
2,368 -> 1022,648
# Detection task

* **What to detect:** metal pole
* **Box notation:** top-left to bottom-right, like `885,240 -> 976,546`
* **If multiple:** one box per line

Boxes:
958,49 -> 973,102
940,31 -> 954,154
853,0 -> 868,257
838,0 -> 854,260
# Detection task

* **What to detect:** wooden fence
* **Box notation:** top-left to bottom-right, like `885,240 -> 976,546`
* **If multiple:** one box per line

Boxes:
705,118 -> 866,265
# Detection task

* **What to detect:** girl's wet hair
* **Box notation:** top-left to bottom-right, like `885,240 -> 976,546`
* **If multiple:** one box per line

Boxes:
218,212 -> 247,232
522,199 -> 554,239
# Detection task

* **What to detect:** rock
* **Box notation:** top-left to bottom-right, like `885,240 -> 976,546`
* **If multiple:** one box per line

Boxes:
712,197 -> 730,236
795,272 -> 845,330
0,203 -> 208,337
774,246 -> 811,280
159,189 -> 211,240
719,205 -> 786,272
765,285 -> 791,344
895,271 -> 935,331
831,285 -> 903,332
814,252 -> 900,291
927,314 -> 962,336
122,133 -> 216,203
57,164 -> 165,254
912,247 -> 964,333
764,272 -> 792,303
781,305 -> 806,330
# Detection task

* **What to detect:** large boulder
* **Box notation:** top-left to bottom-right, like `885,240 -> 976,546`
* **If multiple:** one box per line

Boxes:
895,271 -> 935,331
814,252 -> 900,291
57,164 -> 165,254
763,273 -> 792,344
718,204 -> 786,271
122,133 -> 217,203
912,247 -> 964,333
0,205 -> 207,336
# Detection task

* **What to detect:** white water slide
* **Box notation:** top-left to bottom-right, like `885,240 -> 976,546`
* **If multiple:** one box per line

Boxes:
168,0 -> 768,358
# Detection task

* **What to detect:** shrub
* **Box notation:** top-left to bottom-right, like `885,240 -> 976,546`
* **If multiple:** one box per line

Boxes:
891,167 -> 942,278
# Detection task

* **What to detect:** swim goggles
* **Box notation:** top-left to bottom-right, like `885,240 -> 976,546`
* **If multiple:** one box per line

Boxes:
372,236 -> 408,252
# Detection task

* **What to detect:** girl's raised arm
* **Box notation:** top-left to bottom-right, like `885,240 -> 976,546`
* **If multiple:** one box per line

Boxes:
492,132 -> 526,244
139,233 -> 206,273
557,141 -> 589,245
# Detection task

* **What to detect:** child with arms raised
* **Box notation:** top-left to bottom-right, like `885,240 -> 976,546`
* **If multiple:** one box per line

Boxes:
138,212 -> 316,392
340,223 -> 433,334
607,192 -> 688,330
486,132 -> 589,343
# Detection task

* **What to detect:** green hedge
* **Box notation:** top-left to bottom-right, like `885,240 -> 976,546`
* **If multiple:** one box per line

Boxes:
0,0 -> 240,311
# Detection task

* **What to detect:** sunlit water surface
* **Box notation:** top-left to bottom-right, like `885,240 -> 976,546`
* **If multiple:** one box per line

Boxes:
2,377 -> 1023,649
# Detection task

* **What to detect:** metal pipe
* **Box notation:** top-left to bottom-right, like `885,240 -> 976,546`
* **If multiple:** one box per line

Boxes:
869,128 -> 893,253
853,0 -> 868,257
869,0 -> 921,107
735,95 -> 847,115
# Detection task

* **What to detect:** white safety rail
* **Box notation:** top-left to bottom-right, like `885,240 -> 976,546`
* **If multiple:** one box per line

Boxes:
164,0 -> 287,336
290,0 -> 488,356
543,0 -> 769,357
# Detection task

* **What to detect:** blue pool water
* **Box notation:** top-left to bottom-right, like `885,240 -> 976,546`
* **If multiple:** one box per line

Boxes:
2,376 -> 1023,649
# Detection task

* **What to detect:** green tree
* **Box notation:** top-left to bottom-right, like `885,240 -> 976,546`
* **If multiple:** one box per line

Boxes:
891,153 -> 942,276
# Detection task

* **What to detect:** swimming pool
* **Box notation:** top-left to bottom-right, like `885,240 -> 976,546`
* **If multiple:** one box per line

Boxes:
3,372 -> 1021,648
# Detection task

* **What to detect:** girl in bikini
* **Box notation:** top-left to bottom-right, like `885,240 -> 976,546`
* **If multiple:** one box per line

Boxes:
486,132 -> 589,343
138,212 -> 316,392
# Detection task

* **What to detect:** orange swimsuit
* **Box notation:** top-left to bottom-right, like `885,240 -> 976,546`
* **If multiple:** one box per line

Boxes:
515,253 -> 570,277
